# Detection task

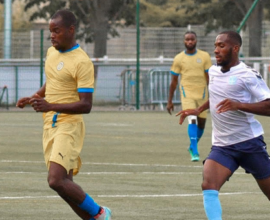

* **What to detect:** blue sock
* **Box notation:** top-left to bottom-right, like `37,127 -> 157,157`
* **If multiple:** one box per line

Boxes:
78,193 -> 100,218
197,127 -> 204,142
203,190 -> 222,220
188,123 -> 198,155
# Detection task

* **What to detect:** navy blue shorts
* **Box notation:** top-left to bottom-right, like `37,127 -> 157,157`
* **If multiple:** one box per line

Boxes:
205,136 -> 270,179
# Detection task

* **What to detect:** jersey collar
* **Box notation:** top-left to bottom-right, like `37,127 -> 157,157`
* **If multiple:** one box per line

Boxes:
59,44 -> 79,53
185,49 -> 197,56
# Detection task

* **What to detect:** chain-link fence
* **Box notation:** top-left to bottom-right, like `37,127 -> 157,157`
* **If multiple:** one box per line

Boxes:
1,22 -> 270,109
1,21 -> 270,59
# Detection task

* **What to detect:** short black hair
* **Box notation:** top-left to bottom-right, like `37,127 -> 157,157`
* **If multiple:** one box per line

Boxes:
51,9 -> 77,29
218,30 -> 242,47
184,31 -> 197,38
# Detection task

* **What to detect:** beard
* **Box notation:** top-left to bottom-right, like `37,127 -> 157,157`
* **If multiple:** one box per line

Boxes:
217,48 -> 233,67
185,43 -> 196,51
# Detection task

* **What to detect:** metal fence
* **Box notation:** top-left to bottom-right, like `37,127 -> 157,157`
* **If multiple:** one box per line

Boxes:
0,59 -> 270,110
1,21 -> 270,59
118,68 -> 180,110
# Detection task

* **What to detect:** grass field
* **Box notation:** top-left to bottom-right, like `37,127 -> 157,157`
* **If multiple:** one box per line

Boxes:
1,108 -> 270,219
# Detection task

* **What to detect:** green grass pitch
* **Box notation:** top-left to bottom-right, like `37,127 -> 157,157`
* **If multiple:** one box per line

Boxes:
1,109 -> 270,219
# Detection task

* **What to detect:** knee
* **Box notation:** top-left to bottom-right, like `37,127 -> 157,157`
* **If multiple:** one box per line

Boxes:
47,175 -> 64,193
201,181 -> 218,191
201,182 -> 207,190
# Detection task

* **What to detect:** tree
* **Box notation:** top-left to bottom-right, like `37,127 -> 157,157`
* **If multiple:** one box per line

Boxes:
23,0 -> 136,58
0,0 -> 34,30
179,0 -> 270,57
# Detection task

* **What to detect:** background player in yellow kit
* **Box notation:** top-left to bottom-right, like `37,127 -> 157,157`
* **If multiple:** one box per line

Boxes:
16,9 -> 111,220
167,31 -> 212,162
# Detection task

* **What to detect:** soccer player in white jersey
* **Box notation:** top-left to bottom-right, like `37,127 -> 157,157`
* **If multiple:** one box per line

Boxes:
16,10 -> 111,220
167,31 -> 212,162
176,30 -> 270,220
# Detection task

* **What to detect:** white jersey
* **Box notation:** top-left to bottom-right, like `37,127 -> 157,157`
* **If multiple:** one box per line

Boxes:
209,62 -> 270,146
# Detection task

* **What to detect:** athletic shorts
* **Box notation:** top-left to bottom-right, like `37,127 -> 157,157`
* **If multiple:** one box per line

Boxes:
205,135 -> 270,179
181,97 -> 208,119
43,122 -> 85,175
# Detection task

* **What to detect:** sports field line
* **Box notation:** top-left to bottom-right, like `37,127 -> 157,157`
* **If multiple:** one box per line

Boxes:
0,171 -> 203,175
0,192 -> 260,200
0,170 -> 246,175
0,160 -> 203,168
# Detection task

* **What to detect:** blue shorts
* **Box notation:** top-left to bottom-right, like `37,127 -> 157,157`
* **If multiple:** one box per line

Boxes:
205,136 -> 270,179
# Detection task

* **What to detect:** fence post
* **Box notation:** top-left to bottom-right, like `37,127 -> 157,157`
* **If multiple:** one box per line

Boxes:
136,0 -> 140,110
263,64 -> 269,86
40,29 -> 44,87
253,62 -> 260,72
15,66 -> 18,103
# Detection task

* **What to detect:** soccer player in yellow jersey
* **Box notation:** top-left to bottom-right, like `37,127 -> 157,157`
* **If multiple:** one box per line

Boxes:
16,10 -> 111,220
167,31 -> 212,162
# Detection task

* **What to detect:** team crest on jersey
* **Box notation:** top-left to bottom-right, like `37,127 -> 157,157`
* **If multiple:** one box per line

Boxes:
228,76 -> 238,85
197,58 -> 202,63
57,61 -> 64,71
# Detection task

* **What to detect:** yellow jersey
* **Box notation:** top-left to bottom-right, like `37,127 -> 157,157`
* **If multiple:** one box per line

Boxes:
171,49 -> 212,100
43,45 -> 94,128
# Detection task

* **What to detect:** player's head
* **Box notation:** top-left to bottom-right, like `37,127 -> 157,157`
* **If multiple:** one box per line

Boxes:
214,30 -> 241,69
184,31 -> 197,51
49,9 -> 77,51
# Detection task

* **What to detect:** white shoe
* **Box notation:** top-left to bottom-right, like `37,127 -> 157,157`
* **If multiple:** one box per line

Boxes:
95,207 -> 112,220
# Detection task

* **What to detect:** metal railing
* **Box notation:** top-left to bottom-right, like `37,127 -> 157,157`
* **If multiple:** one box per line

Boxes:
0,59 -> 270,109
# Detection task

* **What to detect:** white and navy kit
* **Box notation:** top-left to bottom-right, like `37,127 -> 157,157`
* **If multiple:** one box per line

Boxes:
206,62 -> 270,179
209,62 -> 270,146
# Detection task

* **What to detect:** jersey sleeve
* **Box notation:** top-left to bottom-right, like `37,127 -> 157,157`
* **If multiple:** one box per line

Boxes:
76,60 -> 95,93
244,71 -> 270,102
170,55 -> 181,75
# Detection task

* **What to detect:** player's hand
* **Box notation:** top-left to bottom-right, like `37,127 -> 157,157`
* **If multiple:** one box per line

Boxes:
167,102 -> 174,115
29,94 -> 50,112
176,109 -> 200,125
16,97 -> 31,108
216,99 -> 240,113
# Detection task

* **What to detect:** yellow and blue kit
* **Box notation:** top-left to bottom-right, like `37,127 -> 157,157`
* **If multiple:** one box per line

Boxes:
43,44 -> 94,129
170,49 -> 212,100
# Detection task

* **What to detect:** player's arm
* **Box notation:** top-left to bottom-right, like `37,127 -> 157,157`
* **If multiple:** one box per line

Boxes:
205,70 -> 209,85
216,98 -> 270,116
167,74 -> 179,115
30,92 -> 93,114
16,83 -> 46,108
176,100 -> 210,124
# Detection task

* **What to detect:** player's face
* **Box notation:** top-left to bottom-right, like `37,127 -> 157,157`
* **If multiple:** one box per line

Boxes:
214,34 -> 233,67
184,34 -> 197,51
49,17 -> 73,51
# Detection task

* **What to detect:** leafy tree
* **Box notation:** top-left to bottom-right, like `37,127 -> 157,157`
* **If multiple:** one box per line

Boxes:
179,0 -> 270,56
23,0 -> 136,58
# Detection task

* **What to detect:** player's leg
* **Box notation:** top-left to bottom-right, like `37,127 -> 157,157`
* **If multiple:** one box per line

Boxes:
48,162 -> 106,219
187,115 -> 199,159
43,123 -> 111,220
197,117 -> 206,142
48,164 -> 92,219
202,145 -> 239,220
202,159 -> 231,220
196,98 -> 208,143
256,177 -> 270,200
182,97 -> 199,161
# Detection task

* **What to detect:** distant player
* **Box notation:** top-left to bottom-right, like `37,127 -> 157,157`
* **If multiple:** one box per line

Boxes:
16,9 -> 111,220
167,31 -> 212,162
177,30 -> 270,220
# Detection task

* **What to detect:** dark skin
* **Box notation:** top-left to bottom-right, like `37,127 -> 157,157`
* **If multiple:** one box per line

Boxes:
167,33 -> 208,130
16,16 -> 94,220
176,33 -> 270,200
